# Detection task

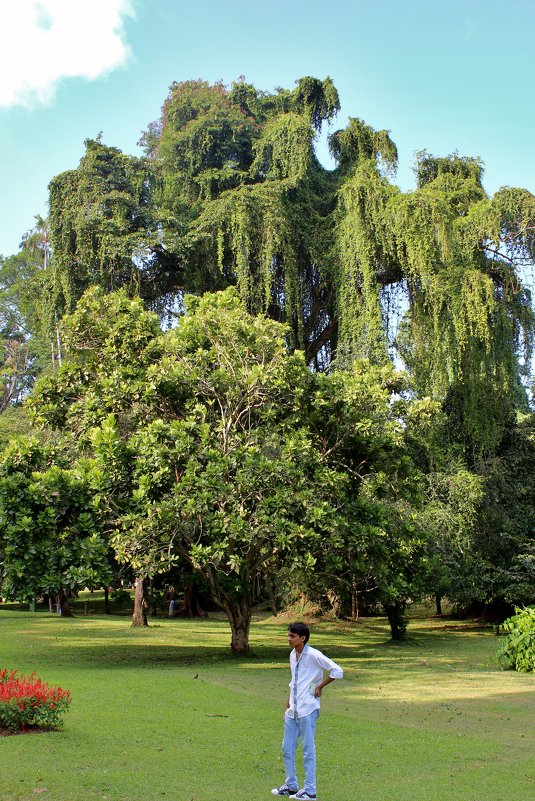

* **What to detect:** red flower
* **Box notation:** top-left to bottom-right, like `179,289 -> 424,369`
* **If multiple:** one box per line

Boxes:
0,668 -> 72,731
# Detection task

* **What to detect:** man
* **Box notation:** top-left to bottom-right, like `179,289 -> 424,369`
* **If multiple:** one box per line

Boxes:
271,621 -> 343,800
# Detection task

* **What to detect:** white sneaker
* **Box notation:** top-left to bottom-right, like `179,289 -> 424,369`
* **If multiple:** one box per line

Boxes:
271,785 -> 299,796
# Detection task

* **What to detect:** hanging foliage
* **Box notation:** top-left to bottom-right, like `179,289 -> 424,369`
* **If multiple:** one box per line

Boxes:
41,76 -> 535,455
47,137 -> 177,322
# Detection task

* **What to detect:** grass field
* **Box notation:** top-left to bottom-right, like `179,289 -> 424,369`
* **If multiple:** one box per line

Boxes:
0,606 -> 533,801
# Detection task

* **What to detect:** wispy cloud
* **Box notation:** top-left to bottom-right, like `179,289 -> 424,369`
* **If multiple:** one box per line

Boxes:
0,0 -> 134,109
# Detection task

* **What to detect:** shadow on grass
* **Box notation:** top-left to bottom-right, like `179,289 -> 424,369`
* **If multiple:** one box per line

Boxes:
0,608 -> 500,675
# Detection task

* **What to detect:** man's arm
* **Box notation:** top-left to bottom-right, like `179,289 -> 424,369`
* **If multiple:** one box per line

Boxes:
315,650 -> 344,679
313,649 -> 343,696
313,676 -> 335,697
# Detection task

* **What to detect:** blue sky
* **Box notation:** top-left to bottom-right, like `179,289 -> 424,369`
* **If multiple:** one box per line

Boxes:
1,0 -> 534,259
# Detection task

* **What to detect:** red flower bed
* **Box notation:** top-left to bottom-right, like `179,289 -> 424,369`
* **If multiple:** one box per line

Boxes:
0,669 -> 72,732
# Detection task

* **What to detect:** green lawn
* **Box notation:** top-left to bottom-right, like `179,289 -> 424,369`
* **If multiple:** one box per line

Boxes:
0,608 -> 532,801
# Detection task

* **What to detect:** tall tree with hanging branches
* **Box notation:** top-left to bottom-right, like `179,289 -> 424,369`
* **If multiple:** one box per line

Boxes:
42,76 -> 535,456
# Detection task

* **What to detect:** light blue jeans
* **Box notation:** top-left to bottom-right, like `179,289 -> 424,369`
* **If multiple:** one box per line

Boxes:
282,709 -> 319,795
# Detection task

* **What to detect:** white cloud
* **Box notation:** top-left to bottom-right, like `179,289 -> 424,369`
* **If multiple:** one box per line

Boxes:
0,0 -> 134,108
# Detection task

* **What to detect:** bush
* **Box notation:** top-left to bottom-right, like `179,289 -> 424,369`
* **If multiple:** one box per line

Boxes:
0,669 -> 72,732
497,607 -> 535,672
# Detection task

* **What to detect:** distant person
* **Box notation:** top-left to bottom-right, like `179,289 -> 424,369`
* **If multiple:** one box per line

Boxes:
271,621 -> 343,800
168,593 -> 179,617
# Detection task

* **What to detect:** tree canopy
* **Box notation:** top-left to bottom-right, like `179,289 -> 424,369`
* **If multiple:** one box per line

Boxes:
1,75 -> 535,641
20,286 -> 432,650
36,76 -> 535,456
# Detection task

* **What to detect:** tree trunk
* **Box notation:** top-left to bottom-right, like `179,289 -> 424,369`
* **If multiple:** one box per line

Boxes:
225,598 -> 252,655
132,577 -> 148,627
198,563 -> 250,653
175,582 -> 208,618
326,591 -> 341,617
384,599 -> 407,641
104,586 -> 111,615
435,593 -> 443,616
58,589 -> 74,617
351,586 -> 359,622
265,577 -> 278,615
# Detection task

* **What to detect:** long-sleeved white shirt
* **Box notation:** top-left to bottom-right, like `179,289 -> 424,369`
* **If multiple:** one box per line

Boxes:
286,644 -> 343,720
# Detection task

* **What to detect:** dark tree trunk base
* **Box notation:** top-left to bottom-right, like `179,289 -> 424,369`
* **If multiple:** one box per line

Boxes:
58,590 -> 74,617
104,586 -> 111,615
226,600 -> 252,655
174,583 -> 208,618
384,599 -> 408,641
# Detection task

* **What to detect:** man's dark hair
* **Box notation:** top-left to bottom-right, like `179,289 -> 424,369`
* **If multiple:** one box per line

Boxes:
288,621 -> 310,643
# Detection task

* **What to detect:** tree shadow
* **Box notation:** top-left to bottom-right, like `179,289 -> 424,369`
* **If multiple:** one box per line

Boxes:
1,609 -> 502,673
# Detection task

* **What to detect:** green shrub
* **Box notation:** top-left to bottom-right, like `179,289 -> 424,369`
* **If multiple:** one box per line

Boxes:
497,607 -> 535,672
0,669 -> 72,732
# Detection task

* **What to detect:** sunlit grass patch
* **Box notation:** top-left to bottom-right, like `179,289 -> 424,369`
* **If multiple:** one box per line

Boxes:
0,609 -> 533,801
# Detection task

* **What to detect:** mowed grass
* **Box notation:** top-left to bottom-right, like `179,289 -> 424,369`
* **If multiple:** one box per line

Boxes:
0,607 -> 533,801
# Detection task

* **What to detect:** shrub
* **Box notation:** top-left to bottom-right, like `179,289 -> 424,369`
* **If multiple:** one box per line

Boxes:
497,607 -> 535,672
0,669 -> 72,732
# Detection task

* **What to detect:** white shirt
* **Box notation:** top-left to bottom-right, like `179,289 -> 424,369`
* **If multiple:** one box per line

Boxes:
286,644 -> 343,720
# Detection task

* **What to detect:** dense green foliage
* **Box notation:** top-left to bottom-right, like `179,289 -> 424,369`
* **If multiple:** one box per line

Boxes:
0,76 -> 534,638
497,606 -> 535,672
39,77 -> 535,455
19,287 -> 433,649
0,437 -> 111,610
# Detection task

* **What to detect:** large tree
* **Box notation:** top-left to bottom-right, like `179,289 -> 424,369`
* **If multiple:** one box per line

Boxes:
4,75 -> 535,632
42,77 -> 535,457
28,287 -> 429,650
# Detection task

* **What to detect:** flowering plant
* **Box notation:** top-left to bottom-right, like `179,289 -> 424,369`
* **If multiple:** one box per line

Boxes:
0,669 -> 72,732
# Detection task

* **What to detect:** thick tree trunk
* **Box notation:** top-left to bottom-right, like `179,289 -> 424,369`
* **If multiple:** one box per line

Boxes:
197,562 -> 250,653
384,599 -> 408,641
58,589 -> 74,617
435,593 -> 443,616
132,577 -> 148,627
175,583 -> 208,618
225,598 -> 252,655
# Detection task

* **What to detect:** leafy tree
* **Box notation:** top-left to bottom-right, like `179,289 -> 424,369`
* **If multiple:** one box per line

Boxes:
497,607 -> 535,672
41,77 -> 535,457
0,437 -> 112,614
0,216 -> 52,404
5,72 -> 535,627
48,137 -> 174,318
419,464 -> 485,614
292,369 -> 435,636
28,287 -> 430,649
470,414 -> 535,612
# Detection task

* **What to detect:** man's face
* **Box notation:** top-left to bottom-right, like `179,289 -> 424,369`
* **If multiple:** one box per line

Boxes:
288,631 -> 306,650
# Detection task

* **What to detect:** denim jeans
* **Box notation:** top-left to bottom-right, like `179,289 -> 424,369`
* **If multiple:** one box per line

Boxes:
282,709 -> 319,795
